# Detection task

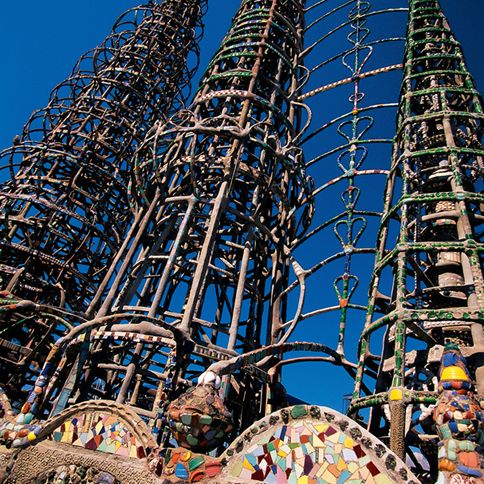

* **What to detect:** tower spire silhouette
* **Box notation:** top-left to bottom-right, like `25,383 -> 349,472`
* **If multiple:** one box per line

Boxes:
0,0 -> 206,411
350,0 -> 484,475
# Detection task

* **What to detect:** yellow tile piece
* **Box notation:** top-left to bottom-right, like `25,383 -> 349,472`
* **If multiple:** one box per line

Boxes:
389,388 -> 403,401
344,437 -> 354,448
337,457 -> 347,471
298,477 -> 310,484
242,458 -> 254,471
278,450 -> 288,458
314,424 -> 328,433
441,366 -> 469,382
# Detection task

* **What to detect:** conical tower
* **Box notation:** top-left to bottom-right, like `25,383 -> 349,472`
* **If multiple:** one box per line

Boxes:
15,0 -> 311,440
0,0 -> 204,311
0,0 -> 205,410
0,1 -> 482,483
0,3 -> 419,481
349,0 -> 484,477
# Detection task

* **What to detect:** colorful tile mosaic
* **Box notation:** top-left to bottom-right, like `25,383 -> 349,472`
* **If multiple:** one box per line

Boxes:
0,418 -> 42,448
221,406 -> 420,483
433,344 -> 484,482
48,411 -> 146,459
148,447 -> 223,482
167,384 -> 233,452
229,418 -> 394,484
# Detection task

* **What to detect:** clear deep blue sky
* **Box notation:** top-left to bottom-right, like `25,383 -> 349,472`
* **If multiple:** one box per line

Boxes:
0,1 -> 482,411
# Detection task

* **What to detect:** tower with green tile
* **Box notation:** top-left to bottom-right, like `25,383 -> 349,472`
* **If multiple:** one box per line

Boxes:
349,0 -> 484,480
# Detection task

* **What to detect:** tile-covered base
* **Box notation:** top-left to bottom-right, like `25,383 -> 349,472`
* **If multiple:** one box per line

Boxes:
34,463 -> 118,484
2,440 -> 157,484
1,403 -> 417,483
49,411 -> 145,458
221,405 -> 418,483
167,384 -> 233,452
148,447 -> 223,482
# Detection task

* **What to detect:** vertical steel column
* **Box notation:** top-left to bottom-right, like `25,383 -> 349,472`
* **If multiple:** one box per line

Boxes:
349,0 -> 484,478
0,0 -> 204,311
33,0 -> 312,440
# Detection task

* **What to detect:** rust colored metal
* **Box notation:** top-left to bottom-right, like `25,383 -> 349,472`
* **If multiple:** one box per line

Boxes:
0,1 -> 482,483
25,0 -> 313,440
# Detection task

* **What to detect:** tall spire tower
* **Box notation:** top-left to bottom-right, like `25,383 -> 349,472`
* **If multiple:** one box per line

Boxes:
0,0 -> 205,409
30,0 -> 311,435
349,0 -> 484,476
0,1 -> 481,483
0,0 -> 204,311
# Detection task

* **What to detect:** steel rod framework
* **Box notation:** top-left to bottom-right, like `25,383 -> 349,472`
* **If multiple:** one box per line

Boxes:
349,0 -> 484,479
0,0 -> 206,410
0,1 -> 482,482
23,0 -> 313,442
249,0 -> 410,404
0,0 -> 204,311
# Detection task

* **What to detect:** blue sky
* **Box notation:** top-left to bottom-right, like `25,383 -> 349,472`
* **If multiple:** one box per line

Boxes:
0,1 -> 482,412
1,0 -> 482,150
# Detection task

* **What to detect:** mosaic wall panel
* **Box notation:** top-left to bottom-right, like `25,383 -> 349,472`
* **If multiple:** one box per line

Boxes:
148,447 -> 224,482
222,405 -> 417,484
49,411 -> 146,459
232,421 -> 390,483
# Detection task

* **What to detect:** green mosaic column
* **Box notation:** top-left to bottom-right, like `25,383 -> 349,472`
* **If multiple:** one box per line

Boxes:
349,0 -> 484,478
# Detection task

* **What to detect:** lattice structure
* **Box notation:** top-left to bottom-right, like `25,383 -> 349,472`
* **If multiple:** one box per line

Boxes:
349,0 -> 484,479
0,0 -> 205,409
14,0 -> 423,452
272,0 -> 409,395
23,0 -> 313,440
0,1 -> 482,483
0,0 -> 203,310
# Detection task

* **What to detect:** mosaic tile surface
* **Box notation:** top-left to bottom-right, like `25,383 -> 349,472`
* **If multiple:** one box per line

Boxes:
230,420 -> 393,484
433,344 -> 484,481
49,411 -> 146,459
167,384 -> 233,452
149,447 -> 223,482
